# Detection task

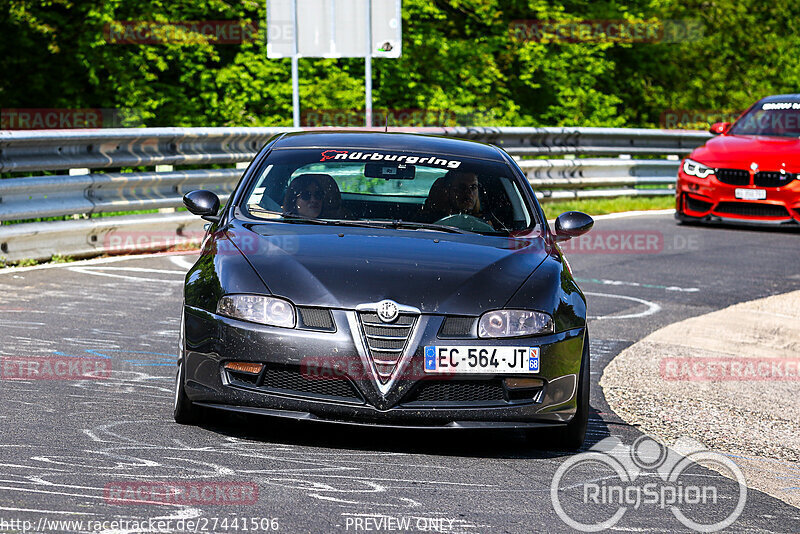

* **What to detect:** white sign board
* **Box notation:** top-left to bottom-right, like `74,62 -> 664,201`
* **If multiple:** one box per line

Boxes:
267,0 -> 402,58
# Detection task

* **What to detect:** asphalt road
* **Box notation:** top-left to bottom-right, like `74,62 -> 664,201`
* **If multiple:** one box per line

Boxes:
0,213 -> 798,533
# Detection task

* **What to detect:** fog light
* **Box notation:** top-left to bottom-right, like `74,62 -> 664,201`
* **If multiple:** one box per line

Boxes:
224,362 -> 264,375
504,377 -> 544,390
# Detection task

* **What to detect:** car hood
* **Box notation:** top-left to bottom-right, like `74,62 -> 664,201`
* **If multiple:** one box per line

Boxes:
691,134 -> 800,171
226,221 -> 549,315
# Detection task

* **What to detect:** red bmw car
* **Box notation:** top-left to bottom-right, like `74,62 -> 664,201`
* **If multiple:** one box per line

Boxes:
676,94 -> 800,225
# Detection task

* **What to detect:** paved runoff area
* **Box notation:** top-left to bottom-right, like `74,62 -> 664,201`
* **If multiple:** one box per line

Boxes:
0,212 -> 798,533
602,289 -> 800,508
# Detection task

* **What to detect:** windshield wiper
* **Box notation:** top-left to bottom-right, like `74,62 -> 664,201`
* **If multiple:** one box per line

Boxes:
380,220 -> 469,234
279,215 -> 400,230
246,208 -> 469,234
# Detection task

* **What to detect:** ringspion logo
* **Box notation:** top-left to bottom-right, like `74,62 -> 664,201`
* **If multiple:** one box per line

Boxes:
551,436 -> 746,531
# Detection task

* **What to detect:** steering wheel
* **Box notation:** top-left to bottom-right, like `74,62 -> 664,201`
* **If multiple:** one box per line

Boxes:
433,213 -> 495,232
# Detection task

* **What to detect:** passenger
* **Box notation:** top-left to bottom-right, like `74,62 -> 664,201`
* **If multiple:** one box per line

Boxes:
282,174 -> 343,218
421,170 -> 482,221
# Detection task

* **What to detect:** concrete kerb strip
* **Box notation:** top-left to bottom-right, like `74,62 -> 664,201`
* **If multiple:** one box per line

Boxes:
601,289 -> 800,508
0,249 -> 200,276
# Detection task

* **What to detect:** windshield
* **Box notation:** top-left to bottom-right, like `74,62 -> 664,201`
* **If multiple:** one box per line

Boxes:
729,100 -> 800,137
238,148 -> 539,235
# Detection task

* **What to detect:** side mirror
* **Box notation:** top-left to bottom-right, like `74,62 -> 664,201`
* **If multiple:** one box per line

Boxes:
183,190 -> 221,222
709,122 -> 731,135
554,211 -> 594,242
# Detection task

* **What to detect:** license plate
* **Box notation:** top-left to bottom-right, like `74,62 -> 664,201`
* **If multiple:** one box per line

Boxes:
424,346 -> 540,374
735,188 -> 767,200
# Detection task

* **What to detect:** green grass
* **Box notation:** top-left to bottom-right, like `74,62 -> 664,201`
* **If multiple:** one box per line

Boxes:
540,195 -> 674,218
0,208 -> 181,226
0,254 -> 76,270
50,254 -> 75,263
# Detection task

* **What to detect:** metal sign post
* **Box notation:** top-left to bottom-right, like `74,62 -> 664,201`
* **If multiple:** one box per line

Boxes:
290,0 -> 300,127
267,0 -> 401,128
365,0 -> 372,127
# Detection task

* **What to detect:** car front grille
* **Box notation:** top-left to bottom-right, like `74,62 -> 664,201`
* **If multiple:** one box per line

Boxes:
716,168 -> 750,186
685,195 -> 713,213
401,379 -> 506,405
297,307 -> 335,331
754,171 -> 796,188
439,316 -> 476,338
227,364 -> 364,404
357,311 -> 416,383
714,202 -> 790,218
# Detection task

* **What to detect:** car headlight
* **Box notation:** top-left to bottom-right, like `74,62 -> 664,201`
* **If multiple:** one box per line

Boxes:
682,158 -> 715,179
478,310 -> 554,338
217,294 -> 296,328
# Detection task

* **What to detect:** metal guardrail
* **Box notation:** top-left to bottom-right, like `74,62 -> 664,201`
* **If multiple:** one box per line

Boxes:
0,127 -> 708,262
0,169 -> 237,222
454,127 -> 709,156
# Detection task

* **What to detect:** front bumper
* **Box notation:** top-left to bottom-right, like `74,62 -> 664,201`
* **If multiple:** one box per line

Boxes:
183,307 -> 586,428
676,171 -> 800,225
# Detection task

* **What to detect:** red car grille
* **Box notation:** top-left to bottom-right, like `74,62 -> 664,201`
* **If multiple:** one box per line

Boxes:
715,168 -> 750,186
714,202 -> 790,218
685,196 -> 713,213
754,171 -> 796,188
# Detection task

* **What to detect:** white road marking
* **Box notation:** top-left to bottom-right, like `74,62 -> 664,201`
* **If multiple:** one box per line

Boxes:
0,251 -> 199,276
71,266 -> 185,274
592,209 -> 675,221
67,267 -> 184,284
585,291 -> 662,319
578,277 -> 699,293
169,256 -> 196,270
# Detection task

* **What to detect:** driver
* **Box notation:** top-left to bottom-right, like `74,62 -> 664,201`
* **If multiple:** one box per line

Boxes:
282,174 -> 343,218
420,170 -> 482,222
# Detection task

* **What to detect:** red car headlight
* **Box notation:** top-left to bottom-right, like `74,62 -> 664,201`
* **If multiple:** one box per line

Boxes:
682,158 -> 716,179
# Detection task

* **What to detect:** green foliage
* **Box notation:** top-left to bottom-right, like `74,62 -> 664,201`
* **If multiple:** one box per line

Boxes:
50,253 -> 74,263
1,0 -> 799,128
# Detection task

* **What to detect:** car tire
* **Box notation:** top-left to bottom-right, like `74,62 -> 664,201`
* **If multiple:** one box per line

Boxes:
552,332 -> 590,450
174,310 -> 200,425
173,359 -> 200,425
